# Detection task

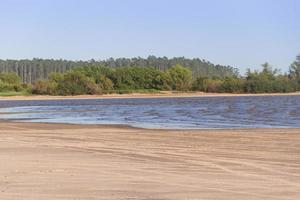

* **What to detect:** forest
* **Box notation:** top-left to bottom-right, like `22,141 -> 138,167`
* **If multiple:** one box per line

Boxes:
0,56 -> 238,83
0,55 -> 299,96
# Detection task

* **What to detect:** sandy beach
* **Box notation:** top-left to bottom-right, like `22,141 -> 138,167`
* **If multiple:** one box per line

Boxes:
0,122 -> 299,200
1,92 -> 300,101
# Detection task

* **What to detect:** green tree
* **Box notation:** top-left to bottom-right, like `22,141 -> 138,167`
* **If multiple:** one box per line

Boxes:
48,72 -> 64,83
32,80 -> 57,95
0,72 -> 22,92
0,72 -> 21,85
152,71 -> 171,90
0,57 -> 238,83
244,63 -> 298,93
219,77 -> 245,93
97,75 -> 114,91
167,65 -> 192,91
289,55 -> 300,83
57,71 -> 99,95
261,62 -> 277,80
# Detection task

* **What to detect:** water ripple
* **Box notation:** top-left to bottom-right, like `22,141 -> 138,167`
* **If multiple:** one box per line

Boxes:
0,96 -> 299,129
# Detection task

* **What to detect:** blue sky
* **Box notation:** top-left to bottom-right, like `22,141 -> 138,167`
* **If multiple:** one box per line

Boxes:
0,0 -> 299,74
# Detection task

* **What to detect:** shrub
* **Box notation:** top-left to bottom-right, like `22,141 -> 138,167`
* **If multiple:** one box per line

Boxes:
219,78 -> 245,93
97,75 -> 114,91
32,80 -> 57,95
167,65 -> 192,91
56,71 -> 99,95
192,77 -> 223,93
0,72 -> 23,92
0,72 -> 21,85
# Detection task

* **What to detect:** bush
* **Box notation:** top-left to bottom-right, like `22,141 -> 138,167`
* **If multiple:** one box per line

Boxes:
32,80 -> 58,95
10,61 -> 300,95
192,77 -> 223,93
56,71 -> 99,95
204,79 -> 223,93
97,75 -> 114,91
111,67 -> 172,90
219,78 -> 245,93
0,72 -> 23,92
0,72 -> 21,85
167,65 -> 192,91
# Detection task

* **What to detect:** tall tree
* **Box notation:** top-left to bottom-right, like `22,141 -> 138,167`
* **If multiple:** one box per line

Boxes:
0,57 -> 238,83
289,55 -> 300,82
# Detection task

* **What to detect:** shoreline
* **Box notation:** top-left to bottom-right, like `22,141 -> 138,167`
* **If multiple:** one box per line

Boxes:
1,91 -> 300,101
2,120 -> 300,131
0,121 -> 299,200
1,120 -> 299,131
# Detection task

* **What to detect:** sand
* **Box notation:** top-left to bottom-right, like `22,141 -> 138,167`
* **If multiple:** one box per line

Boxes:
0,122 -> 299,200
1,91 -> 300,101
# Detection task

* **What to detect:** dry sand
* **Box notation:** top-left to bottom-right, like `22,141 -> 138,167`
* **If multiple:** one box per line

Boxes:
0,122 -> 299,200
1,91 -> 300,101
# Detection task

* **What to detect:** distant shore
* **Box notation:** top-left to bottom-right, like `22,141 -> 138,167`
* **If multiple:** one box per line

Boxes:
1,91 -> 300,101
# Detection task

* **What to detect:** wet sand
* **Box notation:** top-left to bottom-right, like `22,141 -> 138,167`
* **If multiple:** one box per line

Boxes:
1,91 -> 300,101
0,122 -> 299,200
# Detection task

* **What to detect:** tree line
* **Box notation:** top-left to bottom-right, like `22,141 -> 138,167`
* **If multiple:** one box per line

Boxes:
0,55 -> 299,95
0,56 -> 238,83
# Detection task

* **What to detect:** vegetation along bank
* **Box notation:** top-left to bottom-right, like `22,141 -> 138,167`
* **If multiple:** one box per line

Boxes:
0,55 -> 299,96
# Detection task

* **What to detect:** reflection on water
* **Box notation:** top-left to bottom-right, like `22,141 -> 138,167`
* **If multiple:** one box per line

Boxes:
0,96 -> 299,129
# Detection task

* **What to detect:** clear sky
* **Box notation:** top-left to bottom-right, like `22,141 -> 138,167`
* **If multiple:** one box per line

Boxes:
1,0 -> 299,74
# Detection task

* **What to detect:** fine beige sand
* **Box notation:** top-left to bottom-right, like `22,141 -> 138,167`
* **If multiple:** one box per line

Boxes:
0,122 -> 300,200
1,91 -> 300,101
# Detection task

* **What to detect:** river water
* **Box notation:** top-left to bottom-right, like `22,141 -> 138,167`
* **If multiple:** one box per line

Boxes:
0,96 -> 299,129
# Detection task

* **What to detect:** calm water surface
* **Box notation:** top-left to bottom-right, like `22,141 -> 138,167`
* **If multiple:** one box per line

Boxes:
0,96 -> 299,129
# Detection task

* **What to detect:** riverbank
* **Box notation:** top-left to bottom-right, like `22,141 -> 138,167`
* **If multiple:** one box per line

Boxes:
1,91 -> 300,101
0,122 -> 299,200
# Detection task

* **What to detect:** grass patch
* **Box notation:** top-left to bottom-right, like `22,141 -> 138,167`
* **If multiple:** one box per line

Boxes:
0,90 -> 30,97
